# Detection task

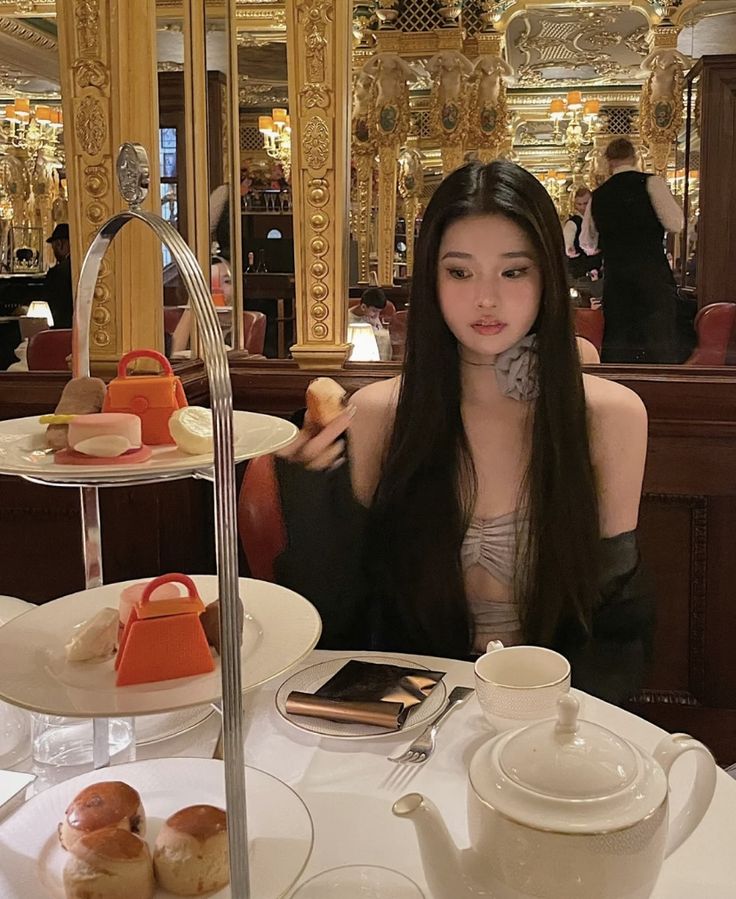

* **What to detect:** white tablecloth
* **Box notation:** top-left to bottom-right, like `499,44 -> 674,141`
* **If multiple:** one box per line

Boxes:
8,650 -> 736,897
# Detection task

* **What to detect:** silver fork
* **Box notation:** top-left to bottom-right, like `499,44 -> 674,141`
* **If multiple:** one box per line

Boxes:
388,685 -> 474,764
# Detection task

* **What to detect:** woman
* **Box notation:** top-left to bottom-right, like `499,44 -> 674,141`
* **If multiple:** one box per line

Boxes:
275,161 -> 652,704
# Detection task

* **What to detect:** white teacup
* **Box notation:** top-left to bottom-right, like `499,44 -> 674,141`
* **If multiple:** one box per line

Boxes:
474,640 -> 571,731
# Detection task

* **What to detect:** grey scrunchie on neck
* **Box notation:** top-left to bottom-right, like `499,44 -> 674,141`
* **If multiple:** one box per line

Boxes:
495,334 -> 539,401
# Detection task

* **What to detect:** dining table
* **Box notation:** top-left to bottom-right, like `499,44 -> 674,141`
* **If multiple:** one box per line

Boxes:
3,648 -> 736,898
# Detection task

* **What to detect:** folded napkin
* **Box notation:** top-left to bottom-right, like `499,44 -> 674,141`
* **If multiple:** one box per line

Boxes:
285,660 -> 445,729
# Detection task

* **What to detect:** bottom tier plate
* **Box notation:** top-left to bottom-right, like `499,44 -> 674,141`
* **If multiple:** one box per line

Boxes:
0,757 -> 314,899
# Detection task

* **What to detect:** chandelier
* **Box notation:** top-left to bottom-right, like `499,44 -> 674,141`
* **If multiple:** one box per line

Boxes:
548,92 -> 600,164
1,98 -> 64,164
258,108 -> 291,181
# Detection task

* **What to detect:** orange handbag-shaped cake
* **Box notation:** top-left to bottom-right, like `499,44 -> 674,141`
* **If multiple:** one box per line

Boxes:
103,349 -> 187,445
115,573 -> 215,687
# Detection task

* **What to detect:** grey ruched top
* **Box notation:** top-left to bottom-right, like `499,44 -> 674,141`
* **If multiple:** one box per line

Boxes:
462,512 -> 522,650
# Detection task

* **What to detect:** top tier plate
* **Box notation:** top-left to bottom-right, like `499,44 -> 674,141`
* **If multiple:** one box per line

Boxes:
0,411 -> 296,485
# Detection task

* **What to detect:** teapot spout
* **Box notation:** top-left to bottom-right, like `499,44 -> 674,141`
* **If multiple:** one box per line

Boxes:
393,793 -> 481,899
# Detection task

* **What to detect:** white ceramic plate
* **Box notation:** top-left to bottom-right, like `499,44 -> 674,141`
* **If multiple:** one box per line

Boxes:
0,757 -> 314,899
134,705 -> 215,746
0,411 -> 297,484
0,595 -> 33,625
275,655 -> 448,740
0,576 -> 321,717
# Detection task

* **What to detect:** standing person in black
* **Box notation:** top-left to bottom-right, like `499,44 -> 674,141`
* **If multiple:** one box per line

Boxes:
43,223 -> 73,329
581,138 -> 684,363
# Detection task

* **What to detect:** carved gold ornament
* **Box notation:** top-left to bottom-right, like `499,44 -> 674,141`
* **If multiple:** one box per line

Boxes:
74,96 -> 106,157
302,115 -> 330,170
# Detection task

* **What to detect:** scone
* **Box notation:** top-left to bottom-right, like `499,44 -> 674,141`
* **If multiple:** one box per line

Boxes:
154,805 -> 229,895
59,781 -> 145,851
305,377 -> 346,428
63,827 -> 154,899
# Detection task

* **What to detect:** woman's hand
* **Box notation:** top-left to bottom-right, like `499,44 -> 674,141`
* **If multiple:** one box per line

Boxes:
276,406 -> 355,471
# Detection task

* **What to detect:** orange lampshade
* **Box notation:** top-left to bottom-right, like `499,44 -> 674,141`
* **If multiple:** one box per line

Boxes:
258,115 -> 274,134
272,107 -> 287,127
3,104 -> 16,121
566,90 -> 583,109
35,105 -> 51,123
48,108 -> 60,126
549,98 -> 565,116
15,97 -> 30,119
583,99 -> 600,117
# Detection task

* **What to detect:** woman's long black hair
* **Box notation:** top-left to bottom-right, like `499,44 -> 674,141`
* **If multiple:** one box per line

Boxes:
371,160 -> 600,657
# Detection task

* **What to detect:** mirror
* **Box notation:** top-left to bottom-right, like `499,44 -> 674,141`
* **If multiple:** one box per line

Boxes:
0,12 -> 67,371
341,2 -> 736,370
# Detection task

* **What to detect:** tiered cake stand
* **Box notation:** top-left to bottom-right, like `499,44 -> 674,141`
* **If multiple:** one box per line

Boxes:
0,144 -> 317,897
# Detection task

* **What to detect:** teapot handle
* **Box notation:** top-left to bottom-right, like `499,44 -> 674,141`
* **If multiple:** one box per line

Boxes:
654,733 -> 717,857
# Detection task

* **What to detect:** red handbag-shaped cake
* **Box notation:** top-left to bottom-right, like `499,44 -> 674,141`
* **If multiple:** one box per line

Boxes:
115,573 -> 215,687
103,349 -> 188,445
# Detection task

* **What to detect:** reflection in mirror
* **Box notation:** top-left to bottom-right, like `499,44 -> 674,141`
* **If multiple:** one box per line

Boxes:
237,23 -> 294,359
0,13 -> 68,373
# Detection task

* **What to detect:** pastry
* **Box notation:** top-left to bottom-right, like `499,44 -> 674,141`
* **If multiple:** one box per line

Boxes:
115,574 -> 215,687
43,376 -> 106,450
305,377 -> 347,428
55,412 -> 153,466
63,827 -> 154,899
169,406 -> 213,455
199,598 -> 244,656
153,805 -> 229,896
65,607 -> 118,662
59,781 -> 145,851
68,413 -> 143,457
119,580 -> 180,628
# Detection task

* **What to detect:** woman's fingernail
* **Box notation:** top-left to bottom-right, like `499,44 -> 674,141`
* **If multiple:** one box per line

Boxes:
329,458 -> 346,471
346,404 -> 357,418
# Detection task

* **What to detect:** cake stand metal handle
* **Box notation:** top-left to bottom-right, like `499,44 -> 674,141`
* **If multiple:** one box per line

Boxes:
71,142 -> 250,898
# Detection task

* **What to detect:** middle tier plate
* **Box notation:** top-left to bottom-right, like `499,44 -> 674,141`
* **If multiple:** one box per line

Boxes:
0,576 -> 321,718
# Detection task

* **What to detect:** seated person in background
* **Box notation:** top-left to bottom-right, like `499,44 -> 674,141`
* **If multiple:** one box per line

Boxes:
349,287 -> 392,362
274,160 -> 653,705
43,223 -> 73,329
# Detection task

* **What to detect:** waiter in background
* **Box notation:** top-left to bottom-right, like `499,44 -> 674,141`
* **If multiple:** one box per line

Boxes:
43,223 -> 73,329
581,138 -> 684,363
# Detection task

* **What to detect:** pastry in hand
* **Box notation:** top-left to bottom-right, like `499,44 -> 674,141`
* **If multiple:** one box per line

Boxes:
59,781 -> 145,851
43,376 -> 106,450
153,805 -> 229,895
63,827 -> 154,899
305,377 -> 347,428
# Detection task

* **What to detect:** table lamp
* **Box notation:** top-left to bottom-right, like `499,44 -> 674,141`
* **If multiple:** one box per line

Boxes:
347,322 -> 380,362
27,300 -> 54,327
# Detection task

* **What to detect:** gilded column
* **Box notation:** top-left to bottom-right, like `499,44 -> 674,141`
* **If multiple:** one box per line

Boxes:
363,52 -> 415,287
428,49 -> 473,176
397,146 -> 423,277
470,28 -> 514,164
351,65 -> 376,285
639,20 -> 688,177
57,0 -> 162,372
285,0 -> 351,370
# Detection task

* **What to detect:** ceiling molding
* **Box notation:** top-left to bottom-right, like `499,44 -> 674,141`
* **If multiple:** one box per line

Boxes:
0,15 -> 55,49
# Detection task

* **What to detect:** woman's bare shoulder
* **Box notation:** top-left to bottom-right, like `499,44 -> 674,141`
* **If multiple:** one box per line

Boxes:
582,373 -> 648,536
348,376 -> 400,506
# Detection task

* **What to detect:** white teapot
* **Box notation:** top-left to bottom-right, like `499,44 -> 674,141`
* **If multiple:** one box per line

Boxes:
393,694 -> 716,899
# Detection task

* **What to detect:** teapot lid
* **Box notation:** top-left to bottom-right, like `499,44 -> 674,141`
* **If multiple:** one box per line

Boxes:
469,694 -> 667,833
